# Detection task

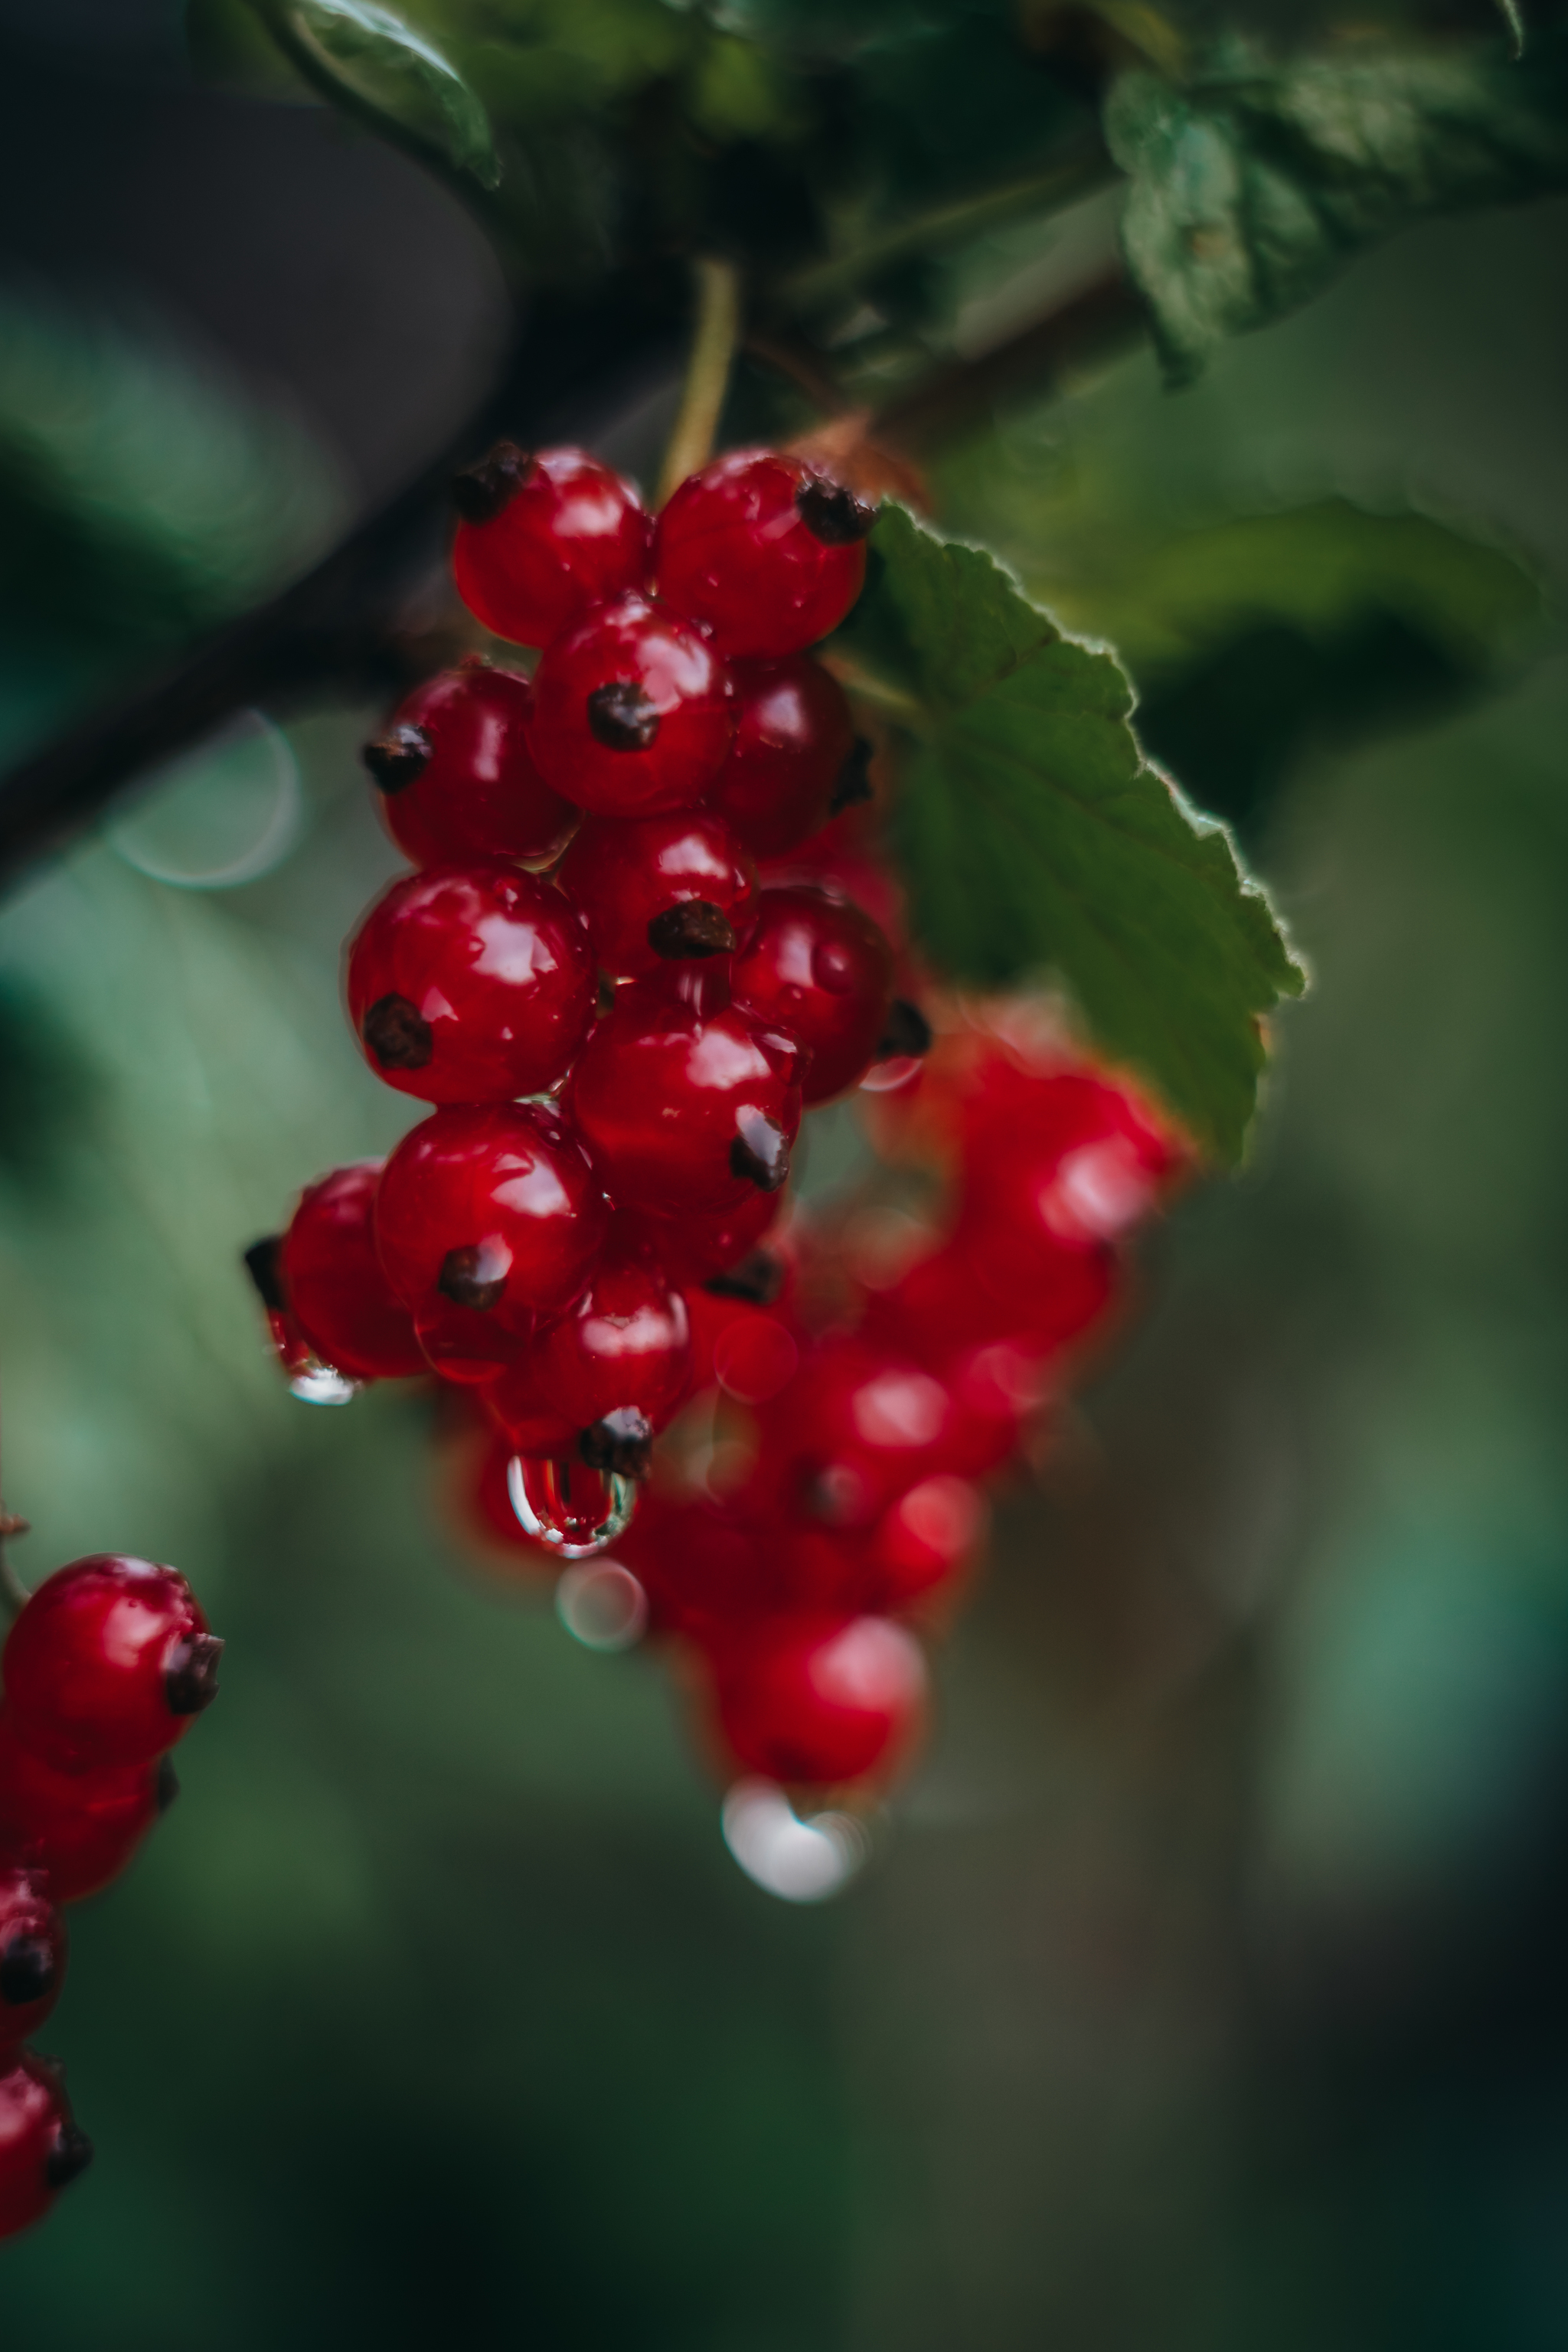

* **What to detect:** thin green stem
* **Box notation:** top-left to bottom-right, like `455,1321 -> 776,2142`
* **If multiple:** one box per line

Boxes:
658,259 -> 743,507
773,147 -> 1116,322
820,654 -> 926,730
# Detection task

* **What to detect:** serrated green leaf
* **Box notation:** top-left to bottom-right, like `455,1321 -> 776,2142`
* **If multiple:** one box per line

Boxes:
267,0 -> 501,188
1106,37 -> 1568,381
839,505 -> 1304,1163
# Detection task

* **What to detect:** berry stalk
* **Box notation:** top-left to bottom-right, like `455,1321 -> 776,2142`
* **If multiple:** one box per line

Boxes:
656,259 -> 743,510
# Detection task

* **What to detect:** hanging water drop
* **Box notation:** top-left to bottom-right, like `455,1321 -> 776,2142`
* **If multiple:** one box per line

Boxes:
507,1453 -> 639,1559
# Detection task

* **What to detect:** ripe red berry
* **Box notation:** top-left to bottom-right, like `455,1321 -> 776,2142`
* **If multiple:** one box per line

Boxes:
2,1558 -> 220,1773
531,1223 -> 693,1469
708,658 -> 858,857
527,593 -> 735,816
450,443 -> 650,648
0,1717 -> 165,1903
0,2051 -> 91,2242
863,1476 -> 987,1610
751,1338 -> 966,1529
567,971 -> 803,1214
346,864 -> 596,1106
730,886 -> 894,1103
708,1612 -> 926,1785
361,662 -> 579,871
866,1236 -> 1116,1363
483,1349 -> 580,1458
277,1161 -> 425,1382
614,1494 -> 776,1643
655,452 -> 874,659
558,810 -> 756,979
374,1102 -> 609,1348
635,1190 -> 782,1285
0,1870 -> 65,2053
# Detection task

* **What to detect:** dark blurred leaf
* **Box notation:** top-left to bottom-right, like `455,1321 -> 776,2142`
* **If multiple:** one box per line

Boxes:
260,0 -> 501,188
0,975 -> 97,1197
1107,34 -> 1568,380
837,504 -> 1305,1162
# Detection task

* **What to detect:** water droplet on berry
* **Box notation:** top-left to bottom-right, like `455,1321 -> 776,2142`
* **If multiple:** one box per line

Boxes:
555,1560 -> 648,1651
506,1452 -> 637,1559
287,1356 -> 360,1406
720,1780 -> 871,1903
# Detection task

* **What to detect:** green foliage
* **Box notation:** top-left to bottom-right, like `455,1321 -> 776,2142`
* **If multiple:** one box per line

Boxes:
253,0 -> 501,188
1108,33 -> 1568,381
837,505 -> 1304,1163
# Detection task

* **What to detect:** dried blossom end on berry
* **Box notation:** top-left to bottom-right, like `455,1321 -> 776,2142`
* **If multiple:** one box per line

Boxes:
580,1409 -> 654,1479
362,724 -> 432,794
830,737 -> 875,815
451,439 -> 533,524
165,1633 -> 224,1718
362,995 -> 434,1073
730,1111 -> 791,1193
647,900 -> 737,959
877,1000 -> 933,1060
795,477 -> 876,547
588,681 -> 661,752
704,1249 -> 784,1305
242,1237 -> 286,1314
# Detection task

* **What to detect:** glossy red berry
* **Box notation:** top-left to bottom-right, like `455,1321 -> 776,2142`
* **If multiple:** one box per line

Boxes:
708,1612 -> 926,1785
863,1476 -> 987,1609
567,972 -> 803,1214
374,1102 -> 609,1350
528,593 -> 735,817
655,452 -> 874,659
483,1349 -> 580,1458
0,1870 -> 65,2053
450,444 -> 650,648
866,1238 -> 1115,1363
2,1558 -> 220,1773
277,1161 -> 425,1382
558,810 -> 756,980
708,657 -> 858,857
532,1224 -> 693,1466
750,1338 -> 973,1530
636,1190 -> 782,1285
0,1717 -> 165,1903
346,865 -> 596,1106
614,1494 -> 776,1643
730,886 -> 894,1103
362,662 -> 579,871
0,2052 -> 91,2242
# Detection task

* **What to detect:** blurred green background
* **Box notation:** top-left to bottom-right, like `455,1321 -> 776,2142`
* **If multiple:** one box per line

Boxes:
2,5 -> 1568,2347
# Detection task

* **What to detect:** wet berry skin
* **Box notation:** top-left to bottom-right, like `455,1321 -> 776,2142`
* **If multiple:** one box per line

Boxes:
533,1223 -> 693,1441
279,1161 -> 425,1382
709,657 -> 856,857
483,1348 -> 580,1458
346,865 -> 596,1106
527,593 -> 735,816
0,1717 -> 163,1903
0,2051 -> 91,2242
636,1189 -> 782,1285
567,972 -> 803,1215
707,1612 -> 926,1785
450,445 -> 651,648
2,1558 -> 220,1773
363,662 -> 580,871
730,886 -> 893,1103
0,1869 -> 66,2053
655,452 -> 874,659
374,1101 -> 609,1348
558,809 -> 756,981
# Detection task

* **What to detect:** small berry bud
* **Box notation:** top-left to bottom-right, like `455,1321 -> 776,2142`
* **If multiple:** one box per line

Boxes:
646,900 -> 738,960
579,1408 -> 654,1480
795,476 -> 876,547
730,1110 -> 791,1193
450,440 -> 533,524
361,724 -> 433,794
587,681 -> 661,752
362,995 -> 434,1073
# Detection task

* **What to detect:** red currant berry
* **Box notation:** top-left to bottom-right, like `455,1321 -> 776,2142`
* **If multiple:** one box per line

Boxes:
527,593 -> 734,816
531,1223 -> 693,1468
567,972 -> 803,1214
707,657 -> 858,856
347,865 -> 596,1106
708,1612 -> 926,1785
362,662 -> 579,871
2,1558 -> 220,1773
278,1161 -> 425,1383
753,1338 -> 966,1529
866,1238 -> 1115,1362
730,886 -> 894,1104
483,1348 -> 580,1458
453,1426 -> 559,1568
450,444 -> 650,648
410,1295 -> 534,1385
0,2051 -> 91,2242
0,1870 -> 65,2053
0,1717 -> 165,1903
614,1494 -> 775,1643
636,1196 -> 779,1291
864,1476 -> 987,1610
374,1102 -> 609,1346
655,452 -> 874,659
558,810 -> 756,979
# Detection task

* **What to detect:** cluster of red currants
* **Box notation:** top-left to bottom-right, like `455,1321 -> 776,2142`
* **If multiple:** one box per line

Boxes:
0,1556 -> 222,2238
250,439 -> 1181,1875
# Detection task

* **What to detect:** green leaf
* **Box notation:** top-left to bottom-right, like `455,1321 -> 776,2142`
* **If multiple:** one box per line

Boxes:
838,505 -> 1305,1164
263,0 -> 501,188
1106,36 -> 1568,381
